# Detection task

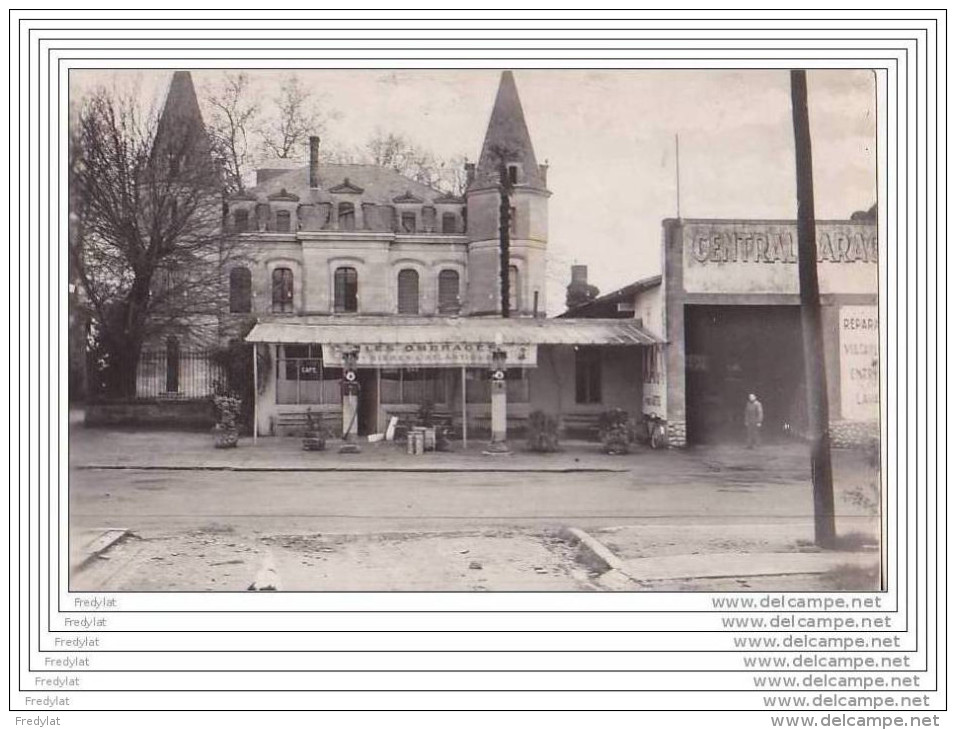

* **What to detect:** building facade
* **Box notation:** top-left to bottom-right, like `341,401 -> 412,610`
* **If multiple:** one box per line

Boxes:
234,71 -> 659,438
565,217 -> 880,448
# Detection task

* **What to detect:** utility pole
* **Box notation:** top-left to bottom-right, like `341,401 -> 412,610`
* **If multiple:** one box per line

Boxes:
790,69 -> 836,548
498,162 -> 512,318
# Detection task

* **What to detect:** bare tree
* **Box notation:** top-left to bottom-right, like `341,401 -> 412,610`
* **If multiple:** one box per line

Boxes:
203,72 -> 259,193
260,74 -> 331,160
364,129 -> 468,195
70,86 -> 231,398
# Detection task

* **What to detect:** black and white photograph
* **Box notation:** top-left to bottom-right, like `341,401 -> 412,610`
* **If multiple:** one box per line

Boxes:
67,67 -> 882,593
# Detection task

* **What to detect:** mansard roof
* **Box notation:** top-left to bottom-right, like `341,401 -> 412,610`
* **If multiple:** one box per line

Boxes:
245,163 -> 451,206
471,71 -> 546,192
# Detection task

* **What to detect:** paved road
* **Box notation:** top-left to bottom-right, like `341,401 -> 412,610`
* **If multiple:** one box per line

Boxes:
69,466 -> 875,536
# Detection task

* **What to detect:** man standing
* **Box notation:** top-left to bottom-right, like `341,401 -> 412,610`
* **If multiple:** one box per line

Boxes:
745,393 -> 764,449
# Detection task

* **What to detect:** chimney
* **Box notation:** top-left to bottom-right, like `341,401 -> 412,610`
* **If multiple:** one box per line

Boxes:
309,136 -> 320,188
571,264 -> 588,285
464,162 -> 476,188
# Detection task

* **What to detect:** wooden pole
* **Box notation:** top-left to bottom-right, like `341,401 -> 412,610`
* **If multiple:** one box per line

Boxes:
461,366 -> 468,449
498,163 -> 512,318
252,343 -> 258,444
675,133 -> 681,219
790,69 -> 836,548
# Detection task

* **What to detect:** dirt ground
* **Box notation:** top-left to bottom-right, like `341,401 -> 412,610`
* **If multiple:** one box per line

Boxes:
72,526 -> 602,592
72,521 -> 879,592
69,425 -> 884,592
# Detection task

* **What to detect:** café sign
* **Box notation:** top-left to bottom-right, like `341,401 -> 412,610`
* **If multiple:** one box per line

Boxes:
322,341 -> 538,368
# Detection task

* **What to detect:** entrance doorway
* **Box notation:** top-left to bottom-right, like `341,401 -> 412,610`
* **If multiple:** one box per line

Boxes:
684,305 -> 806,444
357,370 -> 378,436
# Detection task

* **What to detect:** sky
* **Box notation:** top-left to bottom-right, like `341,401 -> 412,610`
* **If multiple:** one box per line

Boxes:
71,68 -> 877,313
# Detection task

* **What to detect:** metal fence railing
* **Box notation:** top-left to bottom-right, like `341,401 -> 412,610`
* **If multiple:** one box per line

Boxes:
135,348 -> 224,400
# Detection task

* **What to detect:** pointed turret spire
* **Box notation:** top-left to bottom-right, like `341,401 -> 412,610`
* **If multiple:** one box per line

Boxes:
156,71 -> 205,140
153,70 -> 210,164
472,71 -> 545,191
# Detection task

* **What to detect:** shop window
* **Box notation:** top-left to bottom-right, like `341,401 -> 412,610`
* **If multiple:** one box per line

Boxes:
464,368 -> 529,403
334,266 -> 358,313
465,369 -> 490,404
338,202 -> 355,231
442,212 -> 457,234
401,211 -> 416,233
575,347 -> 602,404
508,265 -> 520,313
438,270 -> 460,314
380,368 -> 446,404
506,369 -> 530,403
229,266 -> 252,313
276,344 -> 341,405
397,269 -> 420,314
165,336 -> 180,393
233,208 -> 249,232
271,267 -> 294,313
275,210 -> 291,233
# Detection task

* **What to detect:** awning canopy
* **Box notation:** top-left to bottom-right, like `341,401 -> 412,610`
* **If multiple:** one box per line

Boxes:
245,316 -> 661,368
245,316 -> 662,347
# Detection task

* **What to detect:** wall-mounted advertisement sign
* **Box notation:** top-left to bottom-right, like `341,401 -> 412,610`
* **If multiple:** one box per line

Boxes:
838,306 -> 880,422
322,342 -> 538,368
680,221 -> 878,295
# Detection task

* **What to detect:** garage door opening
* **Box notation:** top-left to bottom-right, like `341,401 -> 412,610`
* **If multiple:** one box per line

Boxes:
684,305 -> 806,445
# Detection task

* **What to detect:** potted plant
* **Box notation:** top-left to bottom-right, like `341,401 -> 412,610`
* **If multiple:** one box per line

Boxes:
418,399 -> 437,451
526,410 -> 560,453
302,408 -> 327,451
212,394 -> 242,449
599,408 -> 630,455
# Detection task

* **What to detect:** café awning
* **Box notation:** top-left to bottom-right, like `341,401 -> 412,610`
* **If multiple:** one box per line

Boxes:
245,315 -> 661,347
246,316 -> 661,369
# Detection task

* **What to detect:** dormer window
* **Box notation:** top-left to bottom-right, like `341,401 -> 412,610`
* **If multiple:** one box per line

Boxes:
507,164 -> 519,185
442,212 -> 457,234
338,202 -> 355,231
233,209 -> 249,232
275,210 -> 291,233
401,211 -> 416,233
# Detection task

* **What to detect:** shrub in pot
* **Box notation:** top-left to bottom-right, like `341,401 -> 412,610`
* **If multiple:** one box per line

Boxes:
599,408 -> 630,455
302,408 -> 327,451
526,410 -> 560,453
212,394 -> 242,449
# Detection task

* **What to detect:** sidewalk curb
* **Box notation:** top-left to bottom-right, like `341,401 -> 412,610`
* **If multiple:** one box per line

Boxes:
561,527 -> 625,572
70,528 -> 130,575
75,464 -> 626,474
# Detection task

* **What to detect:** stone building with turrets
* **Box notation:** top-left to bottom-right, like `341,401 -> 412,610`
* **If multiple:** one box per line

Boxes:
142,70 -> 659,440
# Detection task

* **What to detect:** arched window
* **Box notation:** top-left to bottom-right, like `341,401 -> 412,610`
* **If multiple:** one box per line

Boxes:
229,267 -> 252,313
508,265 -> 520,313
438,270 -> 460,314
275,210 -> 291,233
334,267 -> 358,313
233,208 -> 249,232
271,267 -> 294,313
441,212 -> 457,234
397,269 -> 420,315
338,202 -> 355,231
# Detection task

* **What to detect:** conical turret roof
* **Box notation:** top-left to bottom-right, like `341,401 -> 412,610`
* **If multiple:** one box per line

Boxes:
153,70 -> 210,161
471,71 -> 546,191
